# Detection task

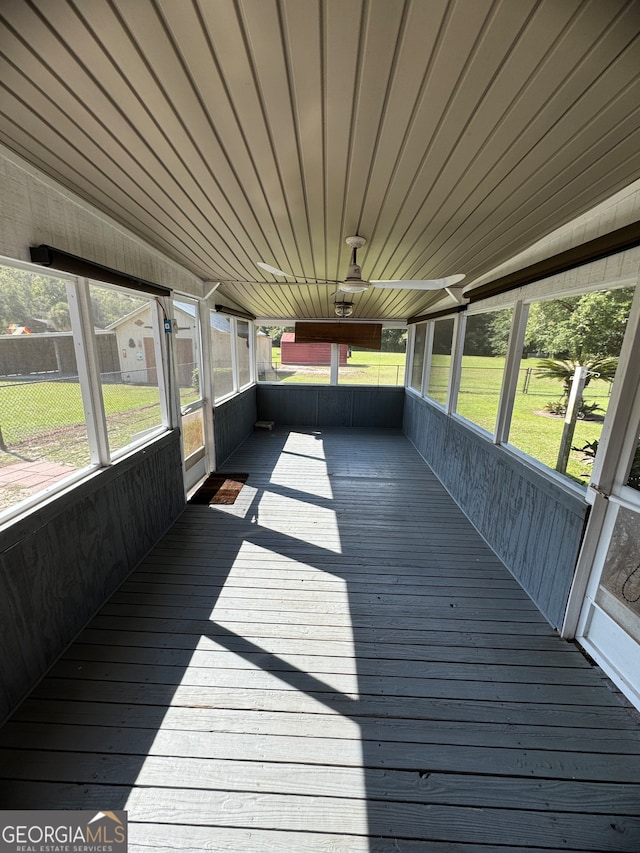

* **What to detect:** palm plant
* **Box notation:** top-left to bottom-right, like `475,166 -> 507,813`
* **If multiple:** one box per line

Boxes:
535,356 -> 618,401
537,356 -> 618,418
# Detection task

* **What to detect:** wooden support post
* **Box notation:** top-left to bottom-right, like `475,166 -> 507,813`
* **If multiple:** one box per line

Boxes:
556,364 -> 588,474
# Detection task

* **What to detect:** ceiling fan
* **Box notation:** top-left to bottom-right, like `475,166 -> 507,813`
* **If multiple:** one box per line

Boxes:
257,235 -> 465,293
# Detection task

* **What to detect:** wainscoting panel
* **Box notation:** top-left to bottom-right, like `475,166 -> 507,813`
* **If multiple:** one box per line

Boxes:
0,432 -> 184,723
403,393 -> 589,629
257,386 -> 404,429
214,386 -> 258,467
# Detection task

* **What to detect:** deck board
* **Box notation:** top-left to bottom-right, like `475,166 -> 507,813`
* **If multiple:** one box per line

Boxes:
1,427 -> 639,851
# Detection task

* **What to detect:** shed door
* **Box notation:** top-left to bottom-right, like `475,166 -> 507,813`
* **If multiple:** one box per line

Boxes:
143,337 -> 158,385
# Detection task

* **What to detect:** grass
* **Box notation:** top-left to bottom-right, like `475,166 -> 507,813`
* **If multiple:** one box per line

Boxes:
452,355 -> 611,483
267,348 -> 406,385
1,354 -> 611,490
0,379 -> 164,468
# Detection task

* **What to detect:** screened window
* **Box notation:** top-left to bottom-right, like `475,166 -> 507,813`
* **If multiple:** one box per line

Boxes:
456,308 -> 512,434
508,286 -> 634,483
256,326 -> 330,384
236,319 -> 251,388
0,267 -> 90,514
426,317 -> 455,405
173,297 -> 202,408
340,329 -> 406,386
89,282 -> 164,455
410,324 -> 427,391
0,262 -> 170,521
210,313 -> 234,400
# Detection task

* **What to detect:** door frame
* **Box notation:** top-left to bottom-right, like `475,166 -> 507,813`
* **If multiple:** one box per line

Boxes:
563,281 -> 640,707
172,294 -> 215,494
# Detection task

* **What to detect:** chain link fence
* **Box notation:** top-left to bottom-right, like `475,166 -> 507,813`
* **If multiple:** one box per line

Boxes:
0,369 -> 162,512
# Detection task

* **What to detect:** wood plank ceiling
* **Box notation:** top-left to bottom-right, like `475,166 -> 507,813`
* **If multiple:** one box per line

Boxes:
1,0 -> 639,320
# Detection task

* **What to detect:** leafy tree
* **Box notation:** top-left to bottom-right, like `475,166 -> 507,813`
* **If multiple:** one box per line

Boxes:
462,313 -> 495,356
380,328 -> 407,352
259,326 -> 293,346
525,288 -> 633,359
89,286 -> 143,328
0,267 -> 67,331
0,267 -> 142,332
49,301 -> 72,331
488,309 -> 515,356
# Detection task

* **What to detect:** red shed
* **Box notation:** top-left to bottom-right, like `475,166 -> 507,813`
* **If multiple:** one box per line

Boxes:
280,332 -> 348,365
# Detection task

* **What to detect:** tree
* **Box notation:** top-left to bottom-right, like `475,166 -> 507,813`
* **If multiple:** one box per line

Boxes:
49,302 -> 72,331
0,267 -> 141,332
0,267 -> 67,331
525,288 -> 633,359
380,329 -> 407,352
259,326 -> 293,346
488,309 -> 515,356
89,287 -> 143,328
461,313 -> 495,356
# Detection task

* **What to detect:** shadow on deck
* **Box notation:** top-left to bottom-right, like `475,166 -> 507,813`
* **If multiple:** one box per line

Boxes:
1,428 -> 639,851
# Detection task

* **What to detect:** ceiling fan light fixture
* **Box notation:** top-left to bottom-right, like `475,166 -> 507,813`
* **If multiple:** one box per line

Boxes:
334,297 -> 354,317
339,282 -> 369,293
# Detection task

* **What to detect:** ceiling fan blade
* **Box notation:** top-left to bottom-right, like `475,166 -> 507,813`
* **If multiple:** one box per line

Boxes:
256,261 -> 297,278
371,274 -> 465,291
256,260 -> 340,285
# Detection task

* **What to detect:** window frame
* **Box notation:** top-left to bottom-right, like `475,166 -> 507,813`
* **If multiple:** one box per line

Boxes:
452,304 -> 516,440
210,312 -> 257,404
0,255 -> 172,526
255,322 -> 408,388
406,269 -> 638,495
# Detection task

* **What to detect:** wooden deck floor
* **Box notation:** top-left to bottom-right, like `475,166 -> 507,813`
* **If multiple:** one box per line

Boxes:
1,428 -> 640,851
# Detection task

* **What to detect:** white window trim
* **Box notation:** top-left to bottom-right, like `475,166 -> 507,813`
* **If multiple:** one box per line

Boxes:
67,278 -> 110,465
447,314 -> 464,414
236,318 -> 254,392
210,312 -> 257,401
0,257 -> 173,526
422,322 -> 434,397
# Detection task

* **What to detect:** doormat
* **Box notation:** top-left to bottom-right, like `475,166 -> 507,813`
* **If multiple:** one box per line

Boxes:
188,473 -> 248,505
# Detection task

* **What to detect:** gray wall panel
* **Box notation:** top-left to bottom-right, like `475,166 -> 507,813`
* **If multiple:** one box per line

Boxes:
214,386 -> 258,467
0,432 -> 184,723
319,390 -> 352,427
257,386 -> 404,428
256,386 -> 317,425
352,388 -> 405,427
403,393 -> 588,629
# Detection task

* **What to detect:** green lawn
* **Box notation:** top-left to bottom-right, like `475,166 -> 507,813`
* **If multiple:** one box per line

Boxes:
0,379 -> 163,467
452,355 -> 611,483
267,348 -> 406,385
1,355 -> 610,488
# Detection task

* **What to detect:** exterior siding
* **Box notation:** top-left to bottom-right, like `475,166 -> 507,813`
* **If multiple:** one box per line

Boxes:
280,336 -> 348,366
0,149 -> 202,296
403,392 -> 589,629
